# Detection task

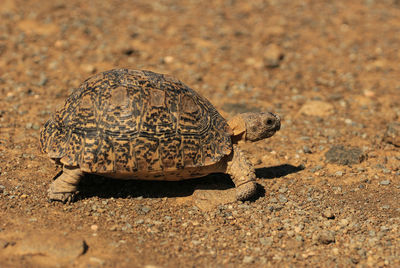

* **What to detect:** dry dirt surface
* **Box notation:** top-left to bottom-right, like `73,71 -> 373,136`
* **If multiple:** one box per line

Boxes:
0,0 -> 399,267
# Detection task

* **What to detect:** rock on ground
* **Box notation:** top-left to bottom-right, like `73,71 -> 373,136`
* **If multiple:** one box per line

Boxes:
299,101 -> 334,117
325,145 -> 365,165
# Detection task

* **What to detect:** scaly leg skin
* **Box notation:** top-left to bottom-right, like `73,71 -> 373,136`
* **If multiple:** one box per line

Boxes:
226,145 -> 257,201
48,166 -> 83,203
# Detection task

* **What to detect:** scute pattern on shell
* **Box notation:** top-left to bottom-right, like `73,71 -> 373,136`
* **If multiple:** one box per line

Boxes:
40,69 -> 232,176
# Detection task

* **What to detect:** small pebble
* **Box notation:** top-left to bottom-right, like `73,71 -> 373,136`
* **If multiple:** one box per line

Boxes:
243,256 -> 254,264
311,165 -> 323,173
344,118 -> 353,125
81,64 -> 96,73
379,180 -> 390,185
141,206 -> 151,214
269,197 -> 278,203
299,100 -> 334,117
313,230 -> 335,244
109,225 -> 118,231
37,73 -> 48,86
322,209 -> 335,219
264,44 -> 284,68
89,257 -> 105,265
278,194 -> 288,203
339,219 -> 349,227
383,122 -> 400,147
259,237 -> 273,246
162,56 -> 174,64
135,219 -> 144,225
294,225 -> 304,233
295,235 -> 304,242
303,145 -> 312,154
278,187 -> 288,193
0,240 -> 10,248
335,171 -> 344,177
191,240 -> 201,246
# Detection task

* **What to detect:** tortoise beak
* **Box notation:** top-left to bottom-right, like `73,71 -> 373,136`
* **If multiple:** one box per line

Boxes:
273,113 -> 281,132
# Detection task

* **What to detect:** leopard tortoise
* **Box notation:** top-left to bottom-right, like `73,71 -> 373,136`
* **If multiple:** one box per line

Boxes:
40,69 -> 280,203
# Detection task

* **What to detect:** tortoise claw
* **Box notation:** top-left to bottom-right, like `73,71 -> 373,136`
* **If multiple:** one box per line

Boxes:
48,189 -> 77,204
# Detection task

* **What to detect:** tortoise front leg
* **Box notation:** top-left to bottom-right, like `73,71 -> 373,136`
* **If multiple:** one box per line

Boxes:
226,145 -> 257,201
48,166 -> 83,203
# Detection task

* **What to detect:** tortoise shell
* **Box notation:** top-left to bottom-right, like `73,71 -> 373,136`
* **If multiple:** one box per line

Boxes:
40,69 -> 232,177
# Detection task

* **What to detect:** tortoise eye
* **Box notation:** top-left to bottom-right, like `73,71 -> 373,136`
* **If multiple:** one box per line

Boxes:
266,119 -> 273,125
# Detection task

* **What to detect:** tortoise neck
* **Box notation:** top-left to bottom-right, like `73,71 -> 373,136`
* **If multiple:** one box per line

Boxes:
231,133 -> 245,145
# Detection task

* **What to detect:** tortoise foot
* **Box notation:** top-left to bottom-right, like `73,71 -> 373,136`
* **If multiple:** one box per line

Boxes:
48,188 -> 77,204
236,181 -> 257,201
47,166 -> 82,203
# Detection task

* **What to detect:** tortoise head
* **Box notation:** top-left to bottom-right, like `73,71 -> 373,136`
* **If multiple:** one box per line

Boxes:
228,112 -> 281,143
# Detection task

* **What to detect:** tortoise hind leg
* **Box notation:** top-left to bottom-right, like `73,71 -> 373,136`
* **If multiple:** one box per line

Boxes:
48,166 -> 83,203
226,145 -> 258,201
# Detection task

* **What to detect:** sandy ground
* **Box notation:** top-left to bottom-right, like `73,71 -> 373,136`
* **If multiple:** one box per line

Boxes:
0,0 -> 399,267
